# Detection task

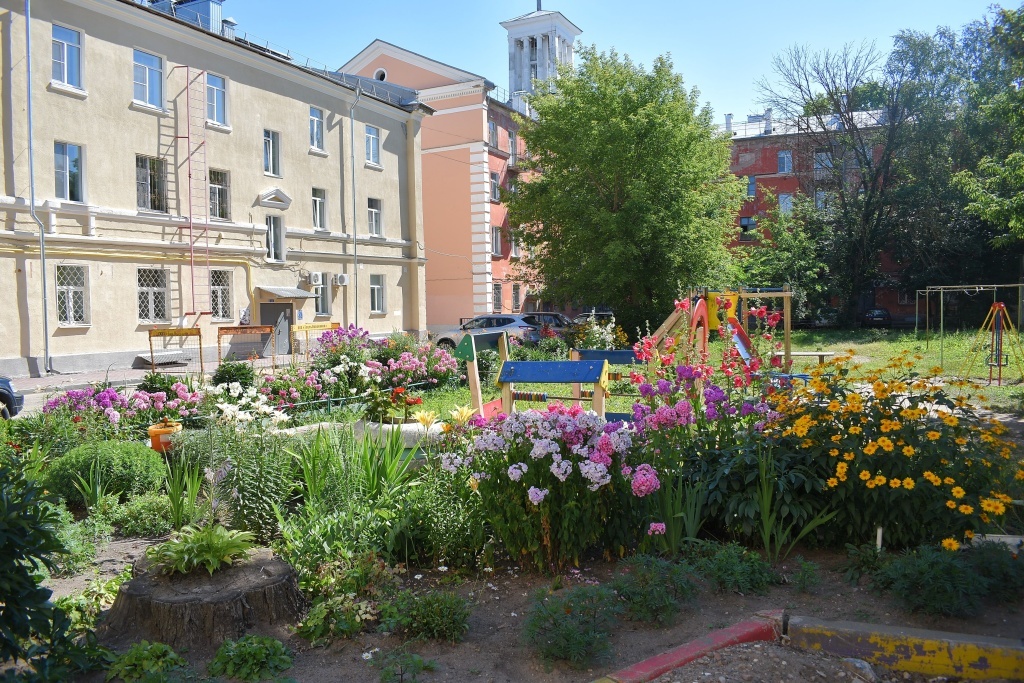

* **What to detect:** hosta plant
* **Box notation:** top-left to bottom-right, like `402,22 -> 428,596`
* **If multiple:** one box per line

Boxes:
145,524 -> 254,576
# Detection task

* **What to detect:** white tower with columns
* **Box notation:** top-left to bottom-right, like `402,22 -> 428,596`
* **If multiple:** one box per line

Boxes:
501,2 -> 581,109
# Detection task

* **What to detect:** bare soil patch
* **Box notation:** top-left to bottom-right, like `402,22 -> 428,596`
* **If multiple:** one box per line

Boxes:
49,547 -> 1024,683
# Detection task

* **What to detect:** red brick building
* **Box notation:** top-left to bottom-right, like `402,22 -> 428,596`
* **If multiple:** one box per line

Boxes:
724,111 -> 916,324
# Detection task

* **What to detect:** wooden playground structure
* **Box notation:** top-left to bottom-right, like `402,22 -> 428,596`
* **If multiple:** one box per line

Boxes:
453,286 -> 813,421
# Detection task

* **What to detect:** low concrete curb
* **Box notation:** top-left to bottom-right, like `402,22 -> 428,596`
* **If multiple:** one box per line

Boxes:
591,609 -> 782,683
786,615 -> 1024,680
591,611 -> 1024,683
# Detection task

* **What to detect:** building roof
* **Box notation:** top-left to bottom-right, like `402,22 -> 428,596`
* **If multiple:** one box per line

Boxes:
500,9 -> 583,34
340,39 -> 492,88
121,1 -> 430,114
721,110 -> 888,140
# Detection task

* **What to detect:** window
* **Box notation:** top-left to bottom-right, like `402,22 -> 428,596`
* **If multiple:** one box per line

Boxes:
814,150 -> 833,179
747,176 -> 756,197
56,264 -> 88,325
509,130 -> 517,164
490,172 -> 500,202
738,217 -> 756,242
132,49 -> 163,108
137,268 -> 169,322
314,272 -> 331,316
491,225 -> 502,256
263,130 -> 280,175
777,150 -> 793,174
367,198 -> 382,236
365,125 -> 380,165
492,282 -> 503,313
488,120 -> 498,147
369,274 -> 384,314
206,73 -> 226,124
54,142 -> 82,202
512,284 -> 521,312
210,270 -> 231,320
778,193 -> 793,215
510,236 -> 520,258
815,189 -> 828,209
135,155 -> 166,212
209,170 -> 229,219
266,215 -> 285,261
309,107 -> 324,150
52,25 -> 82,88
312,188 -> 327,230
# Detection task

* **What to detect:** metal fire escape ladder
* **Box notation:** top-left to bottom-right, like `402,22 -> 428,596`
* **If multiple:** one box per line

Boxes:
173,66 -> 212,318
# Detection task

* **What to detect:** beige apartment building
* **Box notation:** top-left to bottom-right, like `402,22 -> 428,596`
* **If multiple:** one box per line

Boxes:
0,0 -> 430,377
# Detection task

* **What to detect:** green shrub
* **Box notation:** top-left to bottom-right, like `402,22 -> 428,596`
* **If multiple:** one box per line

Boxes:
523,586 -> 621,669
0,460 -> 111,677
211,360 -> 257,389
381,590 -> 471,643
409,461 -> 488,568
841,543 -> 891,585
792,556 -> 821,593
373,648 -> 437,683
690,541 -> 777,595
135,372 -> 181,396
207,635 -> 292,682
214,427 -> 295,543
47,441 -> 165,505
611,555 -> 696,624
296,594 -> 375,644
146,525 -> 254,576
9,410 -> 109,460
876,546 -> 990,617
50,501 -> 112,578
108,493 -> 173,538
105,640 -> 187,682
962,541 -> 1024,603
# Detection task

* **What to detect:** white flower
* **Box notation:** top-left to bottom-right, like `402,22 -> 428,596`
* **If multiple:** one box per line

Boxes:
437,566 -> 448,572
414,574 -> 423,580
483,567 -> 493,573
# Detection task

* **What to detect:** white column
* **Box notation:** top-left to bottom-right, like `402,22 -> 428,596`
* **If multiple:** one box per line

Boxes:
536,34 -> 546,81
523,37 -> 532,91
508,37 -> 518,92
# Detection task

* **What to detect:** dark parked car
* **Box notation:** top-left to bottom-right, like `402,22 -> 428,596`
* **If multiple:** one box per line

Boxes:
862,308 -> 892,328
0,376 -> 24,419
521,313 -> 572,335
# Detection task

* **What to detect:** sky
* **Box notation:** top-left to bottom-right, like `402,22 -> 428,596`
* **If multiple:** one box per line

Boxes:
231,0 -> 1001,122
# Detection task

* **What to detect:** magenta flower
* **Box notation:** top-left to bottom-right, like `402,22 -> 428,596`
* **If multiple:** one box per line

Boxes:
648,522 -> 666,536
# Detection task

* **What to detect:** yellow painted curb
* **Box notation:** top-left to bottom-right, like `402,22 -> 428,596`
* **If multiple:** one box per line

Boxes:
787,616 -> 1024,680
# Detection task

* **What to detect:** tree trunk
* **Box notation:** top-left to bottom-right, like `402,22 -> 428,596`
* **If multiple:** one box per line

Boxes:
99,549 -> 305,653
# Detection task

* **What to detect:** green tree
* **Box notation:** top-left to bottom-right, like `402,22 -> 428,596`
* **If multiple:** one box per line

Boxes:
956,5 -> 1024,237
506,47 -> 743,335
734,196 -> 829,320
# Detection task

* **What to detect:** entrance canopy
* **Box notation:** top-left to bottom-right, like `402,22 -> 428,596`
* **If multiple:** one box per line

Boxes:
257,286 -> 317,299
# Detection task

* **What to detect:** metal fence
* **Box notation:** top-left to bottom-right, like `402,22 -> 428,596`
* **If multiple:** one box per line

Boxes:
290,322 -> 341,367
148,328 -> 203,375
217,325 -> 276,370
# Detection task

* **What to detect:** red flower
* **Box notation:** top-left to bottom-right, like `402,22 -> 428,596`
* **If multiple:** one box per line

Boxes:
406,396 -> 423,406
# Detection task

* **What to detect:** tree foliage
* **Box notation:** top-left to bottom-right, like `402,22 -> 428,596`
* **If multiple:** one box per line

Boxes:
506,47 -> 743,334
956,5 -> 1024,238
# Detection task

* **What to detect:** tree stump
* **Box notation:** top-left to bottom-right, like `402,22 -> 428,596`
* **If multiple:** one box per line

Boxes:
100,549 -> 305,652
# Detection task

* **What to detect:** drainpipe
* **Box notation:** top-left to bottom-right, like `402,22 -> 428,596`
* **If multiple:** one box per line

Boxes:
348,84 -> 362,328
25,0 -> 51,374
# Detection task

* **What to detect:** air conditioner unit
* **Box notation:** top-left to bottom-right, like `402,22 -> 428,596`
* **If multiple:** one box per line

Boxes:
307,272 -> 323,286
332,273 -> 350,287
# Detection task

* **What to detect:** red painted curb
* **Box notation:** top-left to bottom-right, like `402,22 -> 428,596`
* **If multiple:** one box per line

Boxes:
602,610 -> 783,683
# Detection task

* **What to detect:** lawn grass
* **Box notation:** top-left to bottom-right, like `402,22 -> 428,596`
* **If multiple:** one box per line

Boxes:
782,328 -> 1024,413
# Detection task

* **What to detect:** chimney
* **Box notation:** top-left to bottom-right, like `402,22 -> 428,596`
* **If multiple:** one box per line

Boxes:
221,16 -> 236,39
537,0 -> 542,9
763,107 -> 773,135
725,113 -> 733,132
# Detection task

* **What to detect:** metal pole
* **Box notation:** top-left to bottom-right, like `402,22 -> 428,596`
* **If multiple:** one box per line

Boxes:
348,85 -> 363,329
940,291 -> 945,370
25,0 -> 51,375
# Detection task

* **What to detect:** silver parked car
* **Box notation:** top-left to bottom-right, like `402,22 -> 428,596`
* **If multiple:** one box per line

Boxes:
434,314 -> 544,349
521,312 -> 572,335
